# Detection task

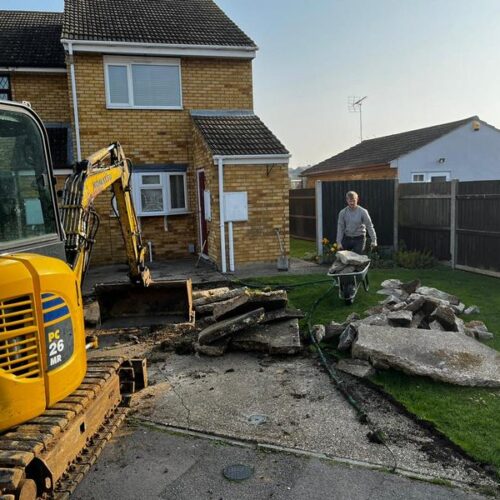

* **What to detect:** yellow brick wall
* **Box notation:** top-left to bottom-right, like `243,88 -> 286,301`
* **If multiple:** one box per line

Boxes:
192,124 -> 289,269
68,54 -> 253,265
11,73 -> 70,123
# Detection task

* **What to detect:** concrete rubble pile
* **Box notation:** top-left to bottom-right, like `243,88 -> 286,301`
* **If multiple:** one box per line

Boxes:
328,250 -> 370,275
190,287 -> 304,357
314,279 -> 500,387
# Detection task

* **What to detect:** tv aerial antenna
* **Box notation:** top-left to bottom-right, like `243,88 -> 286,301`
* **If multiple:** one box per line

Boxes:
348,96 -> 367,142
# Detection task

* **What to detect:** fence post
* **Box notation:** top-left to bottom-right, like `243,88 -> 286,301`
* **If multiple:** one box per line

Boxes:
315,180 -> 323,256
393,178 -> 399,251
450,179 -> 458,268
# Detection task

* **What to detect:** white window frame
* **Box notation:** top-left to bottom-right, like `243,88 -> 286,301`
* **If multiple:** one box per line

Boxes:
428,171 -> 451,182
133,172 -> 188,216
411,171 -> 451,183
104,55 -> 183,110
411,173 -> 426,183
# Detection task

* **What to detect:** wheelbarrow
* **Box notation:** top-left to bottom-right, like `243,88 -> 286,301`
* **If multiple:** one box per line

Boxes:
327,262 -> 371,305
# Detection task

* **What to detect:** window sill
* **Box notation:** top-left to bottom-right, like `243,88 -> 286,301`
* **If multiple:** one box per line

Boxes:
106,105 -> 184,111
138,211 -> 191,217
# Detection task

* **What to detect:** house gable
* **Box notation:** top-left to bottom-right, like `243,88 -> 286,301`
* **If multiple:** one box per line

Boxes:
302,116 -> 478,178
395,120 -> 500,183
61,0 -> 257,59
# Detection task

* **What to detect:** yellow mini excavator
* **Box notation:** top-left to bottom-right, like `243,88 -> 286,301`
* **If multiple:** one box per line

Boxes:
0,101 -> 192,499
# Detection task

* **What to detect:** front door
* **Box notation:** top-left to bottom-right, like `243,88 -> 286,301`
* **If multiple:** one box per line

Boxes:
197,170 -> 209,255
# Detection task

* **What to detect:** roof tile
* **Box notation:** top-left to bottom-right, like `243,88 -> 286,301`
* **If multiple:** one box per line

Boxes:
192,113 -> 289,156
62,0 -> 256,47
0,11 -> 65,68
304,116 -> 478,176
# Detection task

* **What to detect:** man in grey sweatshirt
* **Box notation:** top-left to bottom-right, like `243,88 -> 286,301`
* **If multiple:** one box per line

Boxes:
336,191 -> 377,254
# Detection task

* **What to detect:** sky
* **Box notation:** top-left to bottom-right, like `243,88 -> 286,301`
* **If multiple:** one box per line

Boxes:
4,0 -> 500,168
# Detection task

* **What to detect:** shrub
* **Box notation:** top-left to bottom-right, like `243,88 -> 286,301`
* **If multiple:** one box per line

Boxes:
394,248 -> 437,269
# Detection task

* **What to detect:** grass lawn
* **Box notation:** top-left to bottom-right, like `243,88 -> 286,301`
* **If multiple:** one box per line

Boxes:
289,237 -> 316,259
246,263 -> 500,475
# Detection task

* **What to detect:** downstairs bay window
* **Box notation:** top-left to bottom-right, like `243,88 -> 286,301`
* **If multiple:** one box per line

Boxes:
132,168 -> 188,217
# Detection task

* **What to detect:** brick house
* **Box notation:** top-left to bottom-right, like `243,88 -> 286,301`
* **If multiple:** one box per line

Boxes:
0,1 -> 290,272
301,116 -> 500,186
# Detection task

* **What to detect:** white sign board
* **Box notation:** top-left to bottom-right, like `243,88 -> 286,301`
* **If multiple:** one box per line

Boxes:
203,190 -> 211,221
224,191 -> 248,222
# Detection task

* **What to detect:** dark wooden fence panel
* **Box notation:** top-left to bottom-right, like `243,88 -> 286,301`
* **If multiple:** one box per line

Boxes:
289,188 -> 316,240
456,180 -> 500,272
398,182 -> 451,260
321,179 -> 394,246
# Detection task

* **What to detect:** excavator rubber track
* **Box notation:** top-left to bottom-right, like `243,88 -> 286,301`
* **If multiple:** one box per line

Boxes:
0,356 -> 146,500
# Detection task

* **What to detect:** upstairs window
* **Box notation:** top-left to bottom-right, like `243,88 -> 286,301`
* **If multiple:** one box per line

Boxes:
0,75 -> 11,100
104,56 -> 182,109
132,171 -> 188,216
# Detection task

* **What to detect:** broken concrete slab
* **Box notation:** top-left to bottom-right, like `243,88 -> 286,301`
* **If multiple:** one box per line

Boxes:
84,300 -> 100,326
336,358 -> 376,379
400,279 -> 421,295
231,319 -> 302,355
452,302 -> 466,315
209,293 -> 250,320
430,305 -> 458,331
328,260 -> 346,274
192,286 -> 231,303
324,322 -> 345,342
198,308 -> 265,345
338,324 -> 358,351
416,286 -> 460,306
359,314 -> 388,326
380,279 -> 402,289
352,325 -> 500,387
195,288 -> 247,313
312,324 -> 326,343
336,250 -> 370,267
387,310 -> 413,327
194,338 -> 230,357
363,304 -> 386,316
246,289 -> 288,311
262,308 -> 304,324
379,295 -> 402,306
404,295 -> 426,313
429,320 -> 445,331
464,305 -> 480,315
465,321 -> 494,341
410,311 -> 426,329
338,265 -> 357,274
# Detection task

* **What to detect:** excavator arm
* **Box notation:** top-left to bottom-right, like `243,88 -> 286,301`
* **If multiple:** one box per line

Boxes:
60,142 -> 151,288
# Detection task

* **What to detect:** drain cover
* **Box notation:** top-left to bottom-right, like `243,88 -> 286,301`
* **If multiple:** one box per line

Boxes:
248,414 -> 267,425
223,464 -> 254,481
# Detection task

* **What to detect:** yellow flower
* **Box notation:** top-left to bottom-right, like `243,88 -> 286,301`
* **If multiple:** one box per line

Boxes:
322,237 -> 329,245
332,243 -> 338,249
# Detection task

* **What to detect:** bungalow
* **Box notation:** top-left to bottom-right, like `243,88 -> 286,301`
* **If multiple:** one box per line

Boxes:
0,0 -> 290,272
301,116 -> 500,187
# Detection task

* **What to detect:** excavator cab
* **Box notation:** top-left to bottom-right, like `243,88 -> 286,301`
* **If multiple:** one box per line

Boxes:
0,102 -> 192,433
0,101 -> 87,431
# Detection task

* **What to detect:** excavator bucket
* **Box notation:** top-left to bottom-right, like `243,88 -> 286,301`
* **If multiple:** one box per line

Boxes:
95,279 -> 194,328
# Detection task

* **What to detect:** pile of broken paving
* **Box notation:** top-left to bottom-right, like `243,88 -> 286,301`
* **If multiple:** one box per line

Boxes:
315,279 -> 500,387
161,286 -> 305,357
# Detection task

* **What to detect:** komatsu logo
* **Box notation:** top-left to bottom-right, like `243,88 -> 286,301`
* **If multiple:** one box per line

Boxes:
92,174 -> 113,192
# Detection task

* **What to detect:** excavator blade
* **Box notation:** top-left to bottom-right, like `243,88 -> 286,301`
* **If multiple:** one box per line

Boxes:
95,279 -> 194,328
